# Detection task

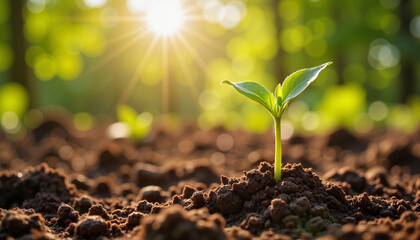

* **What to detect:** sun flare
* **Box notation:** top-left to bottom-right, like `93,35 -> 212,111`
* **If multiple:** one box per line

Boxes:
146,0 -> 186,36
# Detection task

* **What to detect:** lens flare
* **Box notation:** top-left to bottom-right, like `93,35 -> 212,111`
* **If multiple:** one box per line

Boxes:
146,0 -> 185,36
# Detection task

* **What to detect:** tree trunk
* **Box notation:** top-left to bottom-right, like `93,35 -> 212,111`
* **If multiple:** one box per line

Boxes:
333,1 -> 344,85
273,1 -> 284,83
10,0 -> 34,107
399,0 -> 416,102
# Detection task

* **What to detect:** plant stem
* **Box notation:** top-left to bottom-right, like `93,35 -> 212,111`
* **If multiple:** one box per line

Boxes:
274,117 -> 282,181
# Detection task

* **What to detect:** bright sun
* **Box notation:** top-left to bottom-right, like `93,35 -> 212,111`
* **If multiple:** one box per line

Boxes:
146,0 -> 185,36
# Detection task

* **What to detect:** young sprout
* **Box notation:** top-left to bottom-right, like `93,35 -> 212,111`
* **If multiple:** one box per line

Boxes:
221,62 -> 332,181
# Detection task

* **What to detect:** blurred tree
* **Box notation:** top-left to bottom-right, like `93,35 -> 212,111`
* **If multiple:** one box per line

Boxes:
273,1 -> 284,83
10,0 -> 34,107
398,0 -> 417,102
1,0 -> 419,133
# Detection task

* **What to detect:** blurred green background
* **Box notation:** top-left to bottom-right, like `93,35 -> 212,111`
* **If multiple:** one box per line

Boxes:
0,0 -> 420,139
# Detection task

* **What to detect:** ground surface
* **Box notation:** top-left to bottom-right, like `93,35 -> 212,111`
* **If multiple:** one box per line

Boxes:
0,118 -> 419,239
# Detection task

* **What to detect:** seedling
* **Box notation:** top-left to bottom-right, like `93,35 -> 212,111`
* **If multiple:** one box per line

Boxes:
116,104 -> 153,140
221,62 -> 332,181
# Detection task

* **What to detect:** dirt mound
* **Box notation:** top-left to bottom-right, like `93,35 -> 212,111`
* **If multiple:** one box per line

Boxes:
0,163 -> 77,215
193,162 -> 353,238
135,205 -> 227,240
324,166 -> 419,202
0,209 -> 51,239
323,211 -> 420,240
132,161 -> 220,189
174,162 -> 416,239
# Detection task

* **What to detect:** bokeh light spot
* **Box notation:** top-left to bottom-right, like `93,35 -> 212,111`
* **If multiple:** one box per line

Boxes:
302,111 -> 320,131
73,112 -> 94,131
281,120 -> 294,140
216,133 -> 234,151
387,105 -> 414,133
25,46 -> 45,67
380,14 -> 400,34
126,0 -> 148,13
54,49 -> 83,81
368,101 -> 388,121
34,54 -> 56,81
78,26 -> 106,57
278,0 -> 300,21
218,4 -> 242,29
27,0 -> 46,14
0,83 -> 29,117
1,111 -> 19,131
83,0 -> 107,8
24,12 -> 48,43
368,39 -> 400,70
281,28 -> 304,53
203,0 -> 223,23
353,112 -> 373,133
286,101 -> 308,121
137,112 -> 153,127
410,16 -> 420,38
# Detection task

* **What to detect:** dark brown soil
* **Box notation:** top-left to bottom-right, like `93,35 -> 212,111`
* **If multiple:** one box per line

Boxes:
0,119 -> 419,239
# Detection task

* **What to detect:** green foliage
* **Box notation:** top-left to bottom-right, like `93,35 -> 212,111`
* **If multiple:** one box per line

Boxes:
1,0 -> 419,135
317,84 -> 365,130
0,83 -> 29,117
222,62 -> 331,181
117,104 -> 153,140
0,0 -> 10,26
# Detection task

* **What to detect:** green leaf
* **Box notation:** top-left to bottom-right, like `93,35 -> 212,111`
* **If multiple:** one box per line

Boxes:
274,83 -> 282,106
117,104 -> 137,126
221,80 -> 276,116
281,62 -> 332,106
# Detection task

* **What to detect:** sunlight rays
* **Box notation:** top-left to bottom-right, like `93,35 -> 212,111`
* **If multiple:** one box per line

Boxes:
161,38 -> 169,113
82,28 -> 149,77
174,33 -> 208,74
106,28 -> 143,46
117,35 -> 160,105
182,28 -> 225,52
74,0 -> 218,114
57,16 -> 146,23
169,37 -> 199,105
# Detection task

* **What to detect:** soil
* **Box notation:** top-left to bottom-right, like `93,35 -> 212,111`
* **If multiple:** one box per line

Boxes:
0,118 -> 419,239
